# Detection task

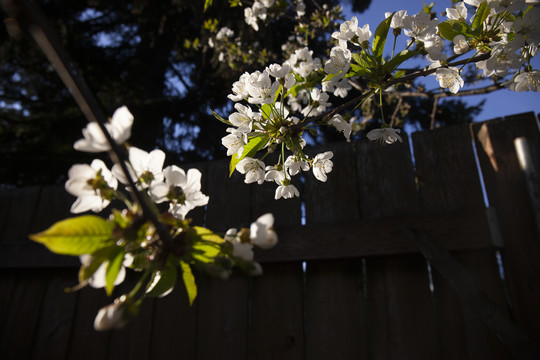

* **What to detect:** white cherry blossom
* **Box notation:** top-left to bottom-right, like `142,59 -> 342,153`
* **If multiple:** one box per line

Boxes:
226,229 -> 255,262
222,127 -> 248,157
435,67 -> 464,94
312,151 -> 334,182
355,24 -> 372,44
94,295 -> 130,331
74,106 -> 134,153
285,156 -> 310,176
268,63 -> 291,79
403,11 -> 439,42
149,166 -> 209,219
250,213 -> 278,249
275,182 -> 300,200
331,16 -> 359,47
301,88 -> 330,117
453,34 -> 469,55
228,72 -> 250,102
367,127 -> 403,144
264,166 -> 286,184
80,254 -> 126,289
112,147 -> 165,190
65,159 -> 118,214
328,114 -> 353,141
446,2 -> 467,21
510,71 -> 540,92
236,157 -> 266,184
324,46 -> 351,75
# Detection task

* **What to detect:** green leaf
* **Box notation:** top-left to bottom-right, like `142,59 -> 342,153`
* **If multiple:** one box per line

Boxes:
146,266 -> 177,298
394,70 -> 406,79
229,135 -> 269,176
372,14 -> 393,63
193,226 -> 225,243
180,261 -> 197,305
348,63 -> 370,77
211,110 -> 232,126
204,0 -> 213,12
190,226 -> 223,263
29,215 -> 113,255
438,20 -> 468,41
260,103 -> 273,120
472,1 -> 489,30
383,49 -> 417,74
351,52 -> 376,68
105,247 -> 125,296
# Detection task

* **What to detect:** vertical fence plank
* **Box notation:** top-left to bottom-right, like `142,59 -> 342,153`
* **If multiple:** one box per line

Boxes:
303,141 -> 368,360
356,135 -> 440,360
67,287 -> 110,360
196,159 -> 251,360
0,269 -> 51,360
0,190 -> 13,240
472,113 -> 540,344
251,262 -> 304,360
251,167 -> 304,360
150,288 -> 197,360
1,186 -> 41,243
107,273 -> 155,360
412,123 -> 512,359
30,268 -> 78,360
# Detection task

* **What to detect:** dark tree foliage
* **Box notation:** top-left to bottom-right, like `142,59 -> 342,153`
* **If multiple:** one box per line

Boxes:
0,0 -> 482,187
1,0 -> 365,186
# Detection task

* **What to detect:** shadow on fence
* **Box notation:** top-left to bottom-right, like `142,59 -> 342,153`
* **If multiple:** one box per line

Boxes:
1,112 -> 540,360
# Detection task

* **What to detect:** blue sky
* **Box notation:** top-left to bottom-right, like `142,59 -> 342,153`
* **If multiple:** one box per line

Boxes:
342,0 -> 540,122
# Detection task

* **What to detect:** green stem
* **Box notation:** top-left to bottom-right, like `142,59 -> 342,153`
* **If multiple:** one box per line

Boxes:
129,268 -> 152,299
281,141 -> 287,178
392,34 -> 397,59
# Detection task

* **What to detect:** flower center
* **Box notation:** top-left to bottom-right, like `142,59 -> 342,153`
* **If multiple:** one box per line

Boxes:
168,186 -> 186,205
139,171 -> 155,185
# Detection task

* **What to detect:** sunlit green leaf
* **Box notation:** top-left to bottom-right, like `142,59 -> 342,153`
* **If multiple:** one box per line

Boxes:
438,20 -> 468,41
351,52 -> 375,68
383,49 -> 417,74
348,63 -> 370,77
472,1 -> 489,30
105,247 -> 124,296
229,135 -> 269,176
180,261 -> 197,305
204,0 -> 213,12
260,103 -> 273,120
372,14 -> 393,63
146,266 -> 177,298
190,226 -> 223,263
394,70 -> 406,79
29,215 -> 113,255
193,226 -> 225,243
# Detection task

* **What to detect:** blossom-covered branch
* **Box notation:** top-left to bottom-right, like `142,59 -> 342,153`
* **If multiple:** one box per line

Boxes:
215,0 -> 539,200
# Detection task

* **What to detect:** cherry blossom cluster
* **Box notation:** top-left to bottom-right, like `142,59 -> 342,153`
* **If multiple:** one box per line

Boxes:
221,51 -> 346,200
244,0 -> 306,31
51,106 -> 279,330
219,1 -> 539,199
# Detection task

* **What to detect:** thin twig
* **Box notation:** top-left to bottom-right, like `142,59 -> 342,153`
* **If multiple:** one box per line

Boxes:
3,0 -> 173,246
429,96 -> 439,130
390,95 -> 402,128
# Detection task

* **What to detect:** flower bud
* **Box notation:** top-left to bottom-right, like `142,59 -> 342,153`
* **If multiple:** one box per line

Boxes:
94,295 -> 136,331
250,213 -> 278,249
452,34 -> 469,55
247,262 -> 263,276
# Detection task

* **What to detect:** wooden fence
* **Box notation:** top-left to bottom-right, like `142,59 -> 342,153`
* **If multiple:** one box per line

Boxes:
1,112 -> 540,359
